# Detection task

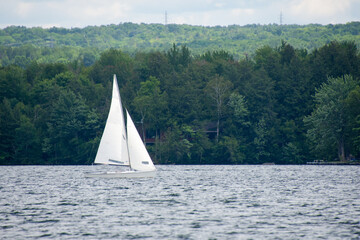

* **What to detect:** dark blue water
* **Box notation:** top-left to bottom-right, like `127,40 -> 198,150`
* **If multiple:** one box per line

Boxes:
0,165 -> 359,239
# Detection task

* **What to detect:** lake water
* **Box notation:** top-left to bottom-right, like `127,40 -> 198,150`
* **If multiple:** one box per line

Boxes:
0,165 -> 359,239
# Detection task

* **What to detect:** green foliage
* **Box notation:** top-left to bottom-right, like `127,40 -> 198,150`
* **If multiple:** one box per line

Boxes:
304,75 -> 358,161
1,23 -> 360,67
0,98 -> 17,164
45,89 -> 100,164
344,86 -> 360,156
206,75 -> 233,141
167,44 -> 192,69
14,115 -> 41,164
133,76 -> 167,132
159,124 -> 193,164
90,48 -> 133,86
0,65 -> 28,101
0,40 -> 359,165
228,92 -> 249,126
219,136 -> 246,164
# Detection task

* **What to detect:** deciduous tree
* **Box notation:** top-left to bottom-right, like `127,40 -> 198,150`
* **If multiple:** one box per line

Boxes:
304,75 -> 357,161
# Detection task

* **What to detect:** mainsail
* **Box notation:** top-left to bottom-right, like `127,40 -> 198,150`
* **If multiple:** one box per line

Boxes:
94,75 -> 130,166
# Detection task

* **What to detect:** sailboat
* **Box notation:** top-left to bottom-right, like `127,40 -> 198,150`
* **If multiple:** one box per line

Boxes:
85,75 -> 156,178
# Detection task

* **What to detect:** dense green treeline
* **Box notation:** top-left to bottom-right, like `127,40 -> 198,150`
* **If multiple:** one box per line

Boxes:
1,22 -> 360,66
0,41 -> 360,165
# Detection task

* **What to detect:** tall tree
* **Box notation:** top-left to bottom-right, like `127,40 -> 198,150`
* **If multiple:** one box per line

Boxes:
167,44 -> 191,70
228,92 -> 249,126
345,85 -> 360,157
90,49 -> 133,87
45,89 -> 100,164
206,75 -> 232,141
133,76 -> 167,142
304,75 -> 357,161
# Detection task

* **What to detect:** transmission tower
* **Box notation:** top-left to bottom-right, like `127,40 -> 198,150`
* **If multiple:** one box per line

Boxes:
280,11 -> 283,25
165,11 -> 168,25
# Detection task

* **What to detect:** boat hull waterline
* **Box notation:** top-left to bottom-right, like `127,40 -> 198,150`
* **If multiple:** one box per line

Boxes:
85,170 -> 156,178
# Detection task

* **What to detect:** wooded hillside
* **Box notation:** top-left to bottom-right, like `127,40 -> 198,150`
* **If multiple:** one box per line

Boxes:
1,38 -> 359,165
1,22 -> 360,66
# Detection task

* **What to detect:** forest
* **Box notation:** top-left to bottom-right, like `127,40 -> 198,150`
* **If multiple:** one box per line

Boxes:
1,22 -> 360,165
1,22 -> 360,66
1,38 -> 360,165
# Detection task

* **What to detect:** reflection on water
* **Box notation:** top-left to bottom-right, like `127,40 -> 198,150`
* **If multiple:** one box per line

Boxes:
0,165 -> 359,239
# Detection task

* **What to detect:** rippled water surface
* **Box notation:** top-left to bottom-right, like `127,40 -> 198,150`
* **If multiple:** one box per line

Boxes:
0,165 -> 360,239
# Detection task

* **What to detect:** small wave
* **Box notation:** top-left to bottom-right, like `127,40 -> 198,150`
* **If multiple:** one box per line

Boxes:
125,233 -> 152,239
166,193 -> 180,197
340,220 -> 360,225
82,233 -> 96,237
37,233 -> 53,238
136,199 -> 182,205
1,225 -> 14,230
26,219 -> 60,224
58,202 -> 78,206
190,221 -> 201,228
222,198 -> 237,204
177,233 -> 191,239
59,232 -> 71,236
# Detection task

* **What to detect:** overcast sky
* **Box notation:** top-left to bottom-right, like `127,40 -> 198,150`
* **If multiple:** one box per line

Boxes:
0,0 -> 359,29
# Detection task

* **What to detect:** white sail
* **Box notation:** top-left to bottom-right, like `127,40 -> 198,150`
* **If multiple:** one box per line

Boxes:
94,75 -> 130,166
126,110 -> 156,171
86,74 -> 156,178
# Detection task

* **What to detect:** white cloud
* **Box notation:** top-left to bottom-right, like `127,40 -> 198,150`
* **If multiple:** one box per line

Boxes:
289,0 -> 353,20
0,0 -> 359,28
16,2 -> 34,17
64,0 -> 130,22
168,8 -> 258,26
214,2 -> 225,8
231,8 -> 255,17
9,0 -> 132,27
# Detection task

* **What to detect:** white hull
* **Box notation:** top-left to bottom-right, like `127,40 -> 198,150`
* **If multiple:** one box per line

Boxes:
85,170 -> 156,178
